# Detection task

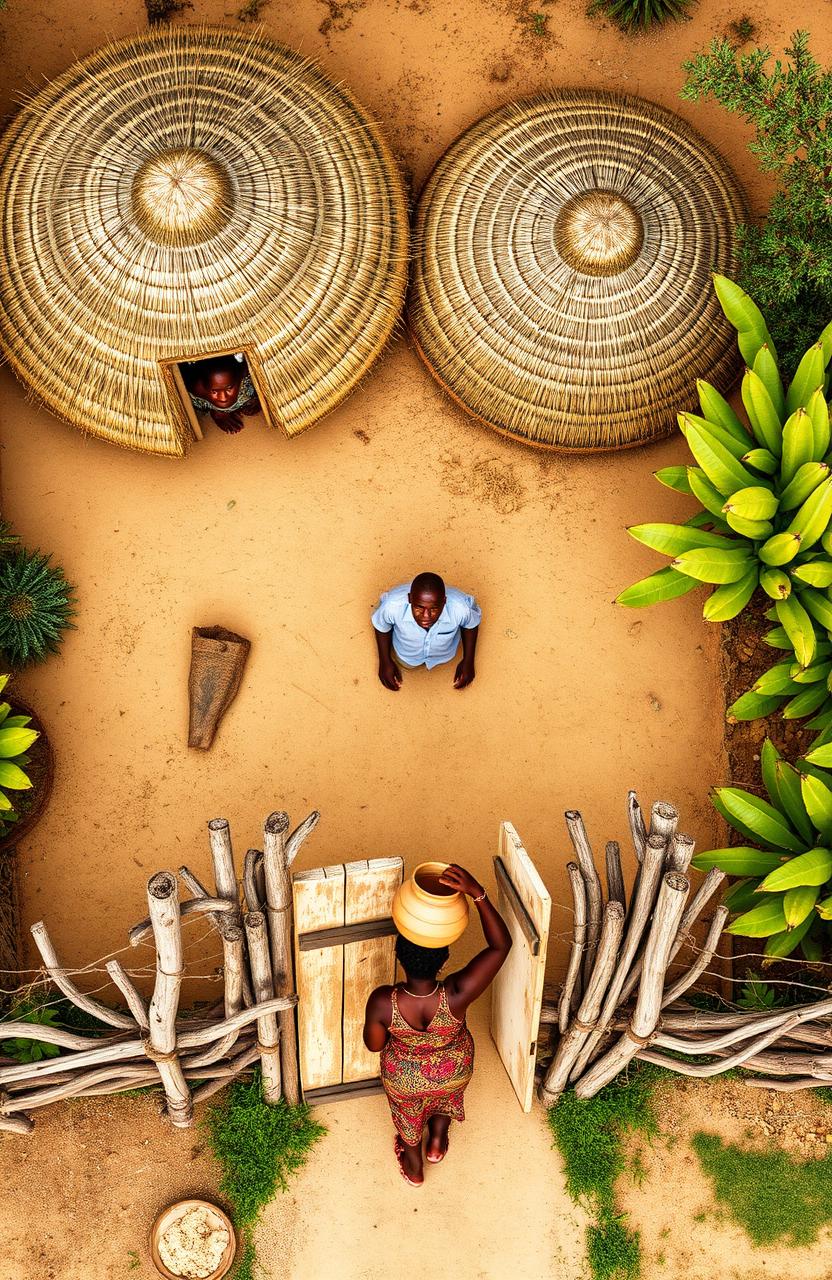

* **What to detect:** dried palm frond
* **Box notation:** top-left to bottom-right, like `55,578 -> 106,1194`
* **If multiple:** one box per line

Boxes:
0,26 -> 408,456
409,90 -> 747,452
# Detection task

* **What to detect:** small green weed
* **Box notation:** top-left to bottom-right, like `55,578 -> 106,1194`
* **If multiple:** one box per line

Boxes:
517,2 -> 552,38
693,1133 -> 832,1246
629,1150 -> 648,1189
204,1073 -> 325,1279
126,1251 -> 140,1271
728,14 -> 756,43
237,0 -> 269,18
1,997 -> 62,1063
548,1064 -> 665,1280
144,0 -> 192,21
736,972 -> 784,1012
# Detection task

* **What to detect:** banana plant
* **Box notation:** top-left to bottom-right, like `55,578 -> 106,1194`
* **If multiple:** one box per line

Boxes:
728,618 -> 832,733
618,276 -> 832,676
0,673 -> 39,839
691,739 -> 832,959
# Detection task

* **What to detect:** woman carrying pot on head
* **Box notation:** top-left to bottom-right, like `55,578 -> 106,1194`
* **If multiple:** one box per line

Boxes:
362,863 -> 511,1187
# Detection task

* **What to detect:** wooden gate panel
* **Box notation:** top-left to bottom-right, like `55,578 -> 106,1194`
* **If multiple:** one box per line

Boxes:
490,822 -> 551,1112
343,857 -> 403,1083
293,864 -> 345,1091
294,856 -> 402,1099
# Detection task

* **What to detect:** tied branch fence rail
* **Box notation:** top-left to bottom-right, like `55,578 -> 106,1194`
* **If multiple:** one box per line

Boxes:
537,795 -> 832,1102
0,809 -> 319,1135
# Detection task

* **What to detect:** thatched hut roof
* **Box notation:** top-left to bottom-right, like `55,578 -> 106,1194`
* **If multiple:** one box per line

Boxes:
0,26 -> 408,456
409,91 -> 748,452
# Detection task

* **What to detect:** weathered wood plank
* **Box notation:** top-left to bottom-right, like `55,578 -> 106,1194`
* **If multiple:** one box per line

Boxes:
293,864 -> 345,1093
303,1078 -> 385,1105
343,858 -> 403,1084
297,917 -> 397,951
493,857 -> 539,956
490,822 -> 551,1113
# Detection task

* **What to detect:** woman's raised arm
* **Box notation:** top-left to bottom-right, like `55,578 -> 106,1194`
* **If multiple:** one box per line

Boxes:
439,864 -> 512,1011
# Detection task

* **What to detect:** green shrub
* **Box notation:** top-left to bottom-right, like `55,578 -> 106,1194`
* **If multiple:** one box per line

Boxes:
548,1066 -> 664,1280
0,547 -> 75,667
619,276 -> 832,701
588,0 -> 694,34
692,1132 -> 832,1245
204,1074 -> 325,1280
682,32 -> 832,378
692,737 -> 832,956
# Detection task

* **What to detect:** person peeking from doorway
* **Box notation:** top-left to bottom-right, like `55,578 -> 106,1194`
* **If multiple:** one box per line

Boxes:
371,571 -> 481,691
362,864 -> 511,1187
183,354 -> 261,434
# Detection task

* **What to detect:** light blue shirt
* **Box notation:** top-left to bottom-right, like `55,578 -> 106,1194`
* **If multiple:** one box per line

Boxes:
371,583 -> 481,669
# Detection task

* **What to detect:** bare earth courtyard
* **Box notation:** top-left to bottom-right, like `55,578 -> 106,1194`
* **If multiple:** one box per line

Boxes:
0,1 -> 831,1278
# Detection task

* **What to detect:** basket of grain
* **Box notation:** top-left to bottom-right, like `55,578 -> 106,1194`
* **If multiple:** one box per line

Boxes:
150,1200 -> 237,1280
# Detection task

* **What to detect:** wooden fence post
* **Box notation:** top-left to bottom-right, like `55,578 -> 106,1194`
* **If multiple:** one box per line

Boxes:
244,911 -> 282,1103
263,812 -> 300,1105
145,871 -> 193,1127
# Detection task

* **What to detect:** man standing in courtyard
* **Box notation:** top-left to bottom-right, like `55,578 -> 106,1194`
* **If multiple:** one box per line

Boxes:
371,571 -> 481,692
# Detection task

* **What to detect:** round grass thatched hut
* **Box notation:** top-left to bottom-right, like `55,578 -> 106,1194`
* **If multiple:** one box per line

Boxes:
0,26 -> 408,456
409,91 -> 748,452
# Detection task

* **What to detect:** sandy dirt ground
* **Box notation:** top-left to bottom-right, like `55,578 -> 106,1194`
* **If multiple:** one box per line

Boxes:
1,0 -> 832,1278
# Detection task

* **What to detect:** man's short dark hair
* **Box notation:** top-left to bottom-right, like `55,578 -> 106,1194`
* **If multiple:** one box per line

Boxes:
410,571 -> 445,598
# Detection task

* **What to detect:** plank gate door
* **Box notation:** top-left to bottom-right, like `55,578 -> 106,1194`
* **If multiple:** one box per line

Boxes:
293,857 -> 403,1104
490,821 -> 551,1112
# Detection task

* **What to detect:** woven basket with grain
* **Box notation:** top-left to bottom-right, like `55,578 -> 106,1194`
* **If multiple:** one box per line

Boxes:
409,90 -> 748,452
0,26 -> 408,457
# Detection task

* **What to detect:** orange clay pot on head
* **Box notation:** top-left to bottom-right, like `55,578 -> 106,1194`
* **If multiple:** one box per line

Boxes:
392,861 -> 470,949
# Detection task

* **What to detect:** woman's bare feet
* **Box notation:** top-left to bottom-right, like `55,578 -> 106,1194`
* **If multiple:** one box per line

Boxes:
394,1135 -> 423,1186
426,1116 -> 450,1163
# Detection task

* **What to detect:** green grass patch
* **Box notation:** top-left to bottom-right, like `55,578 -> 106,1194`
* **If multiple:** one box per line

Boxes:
548,1064 -> 665,1280
204,1072 -> 325,1280
692,1132 -> 832,1247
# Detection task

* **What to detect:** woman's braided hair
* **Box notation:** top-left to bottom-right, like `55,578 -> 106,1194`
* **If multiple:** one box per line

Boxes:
395,933 -> 449,980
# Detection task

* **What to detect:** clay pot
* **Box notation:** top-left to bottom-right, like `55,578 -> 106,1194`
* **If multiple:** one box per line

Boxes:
392,861 -> 469,948
150,1199 -> 237,1280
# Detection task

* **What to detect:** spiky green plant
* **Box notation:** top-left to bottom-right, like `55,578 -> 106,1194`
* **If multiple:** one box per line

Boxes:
588,0 -> 694,34
619,278 -> 832,682
692,738 -> 832,956
0,548 -> 75,667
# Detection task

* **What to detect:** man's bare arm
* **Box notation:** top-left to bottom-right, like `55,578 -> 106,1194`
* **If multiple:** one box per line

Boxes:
374,627 -> 402,691
454,624 -> 478,689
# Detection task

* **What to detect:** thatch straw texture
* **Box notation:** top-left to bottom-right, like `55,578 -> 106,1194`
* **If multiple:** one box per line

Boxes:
0,26 -> 408,456
410,91 -> 748,452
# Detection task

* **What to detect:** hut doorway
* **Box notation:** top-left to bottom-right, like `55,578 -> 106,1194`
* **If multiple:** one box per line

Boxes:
161,349 -> 275,441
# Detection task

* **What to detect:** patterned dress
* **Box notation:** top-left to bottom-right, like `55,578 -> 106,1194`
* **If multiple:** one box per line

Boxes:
380,984 -> 475,1145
